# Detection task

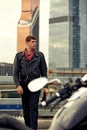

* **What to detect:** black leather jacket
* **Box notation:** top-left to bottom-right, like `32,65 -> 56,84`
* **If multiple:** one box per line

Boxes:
13,51 -> 47,87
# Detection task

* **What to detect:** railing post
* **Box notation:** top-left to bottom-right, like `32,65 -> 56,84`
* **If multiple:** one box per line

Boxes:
0,90 -> 1,98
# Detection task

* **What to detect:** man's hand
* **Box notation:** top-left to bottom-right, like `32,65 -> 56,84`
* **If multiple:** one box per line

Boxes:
16,85 -> 23,95
43,87 -> 49,96
41,87 -> 49,101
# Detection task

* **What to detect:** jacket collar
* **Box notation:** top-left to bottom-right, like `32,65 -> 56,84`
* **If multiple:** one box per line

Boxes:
22,50 -> 39,57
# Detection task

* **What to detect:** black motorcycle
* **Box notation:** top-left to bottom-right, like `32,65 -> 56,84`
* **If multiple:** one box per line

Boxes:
40,74 -> 87,130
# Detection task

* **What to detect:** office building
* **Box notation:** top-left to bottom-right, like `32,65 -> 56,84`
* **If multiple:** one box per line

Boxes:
49,0 -> 87,70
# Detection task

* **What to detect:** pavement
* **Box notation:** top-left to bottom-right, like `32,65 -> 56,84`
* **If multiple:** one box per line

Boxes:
16,117 -> 52,129
38,118 -> 52,129
15,108 -> 57,129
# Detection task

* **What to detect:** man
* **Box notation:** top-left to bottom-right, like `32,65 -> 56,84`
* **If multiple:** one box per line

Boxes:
13,35 -> 49,130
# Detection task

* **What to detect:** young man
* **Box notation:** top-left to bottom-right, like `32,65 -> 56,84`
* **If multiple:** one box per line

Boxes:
13,35 -> 49,130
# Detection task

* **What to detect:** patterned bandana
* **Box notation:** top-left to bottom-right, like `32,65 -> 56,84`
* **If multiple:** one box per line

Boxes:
24,49 -> 35,61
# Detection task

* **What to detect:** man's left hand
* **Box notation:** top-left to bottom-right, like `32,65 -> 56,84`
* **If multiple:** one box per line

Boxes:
43,87 -> 49,96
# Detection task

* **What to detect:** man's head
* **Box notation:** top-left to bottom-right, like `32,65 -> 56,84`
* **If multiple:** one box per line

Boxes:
25,35 -> 36,43
25,35 -> 37,50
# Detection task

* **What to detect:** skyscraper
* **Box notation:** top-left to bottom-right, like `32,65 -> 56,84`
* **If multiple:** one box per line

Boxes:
79,0 -> 87,68
49,0 -> 87,70
49,0 -> 70,69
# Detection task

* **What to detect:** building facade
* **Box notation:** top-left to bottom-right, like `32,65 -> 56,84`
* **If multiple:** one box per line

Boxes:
79,0 -> 87,68
17,0 -> 39,52
49,0 -> 70,69
49,0 -> 87,70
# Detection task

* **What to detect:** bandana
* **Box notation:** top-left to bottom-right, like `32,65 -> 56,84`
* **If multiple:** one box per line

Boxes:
24,49 -> 35,61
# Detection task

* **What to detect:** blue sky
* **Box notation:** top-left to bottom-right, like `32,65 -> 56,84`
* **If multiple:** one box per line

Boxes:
0,0 -> 21,63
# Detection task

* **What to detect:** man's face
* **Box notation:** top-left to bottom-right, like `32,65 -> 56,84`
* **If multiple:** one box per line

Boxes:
27,39 -> 37,50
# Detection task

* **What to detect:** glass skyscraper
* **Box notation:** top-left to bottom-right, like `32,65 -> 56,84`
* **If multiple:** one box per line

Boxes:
49,0 -> 70,69
79,0 -> 87,68
49,0 -> 87,70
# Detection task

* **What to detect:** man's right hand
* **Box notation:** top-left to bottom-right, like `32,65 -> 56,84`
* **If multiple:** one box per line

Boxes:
16,85 -> 23,95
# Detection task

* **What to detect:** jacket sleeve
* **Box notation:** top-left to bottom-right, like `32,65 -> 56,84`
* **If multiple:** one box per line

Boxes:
13,53 -> 20,87
39,52 -> 48,78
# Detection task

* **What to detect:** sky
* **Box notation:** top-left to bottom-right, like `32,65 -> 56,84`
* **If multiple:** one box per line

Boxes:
0,0 -> 21,63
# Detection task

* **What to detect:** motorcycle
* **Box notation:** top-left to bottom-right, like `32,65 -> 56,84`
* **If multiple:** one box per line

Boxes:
28,74 -> 87,130
0,75 -> 87,130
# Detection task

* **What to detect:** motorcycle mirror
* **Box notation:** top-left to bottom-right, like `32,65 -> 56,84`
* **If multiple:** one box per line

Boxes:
28,77 -> 62,92
28,77 -> 48,92
48,78 -> 62,85
82,74 -> 87,82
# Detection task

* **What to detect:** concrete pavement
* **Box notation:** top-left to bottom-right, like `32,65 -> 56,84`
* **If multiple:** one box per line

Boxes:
38,118 -> 52,129
16,116 -> 52,129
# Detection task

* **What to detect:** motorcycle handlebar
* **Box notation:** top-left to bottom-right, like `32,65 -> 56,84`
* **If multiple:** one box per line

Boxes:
41,80 -> 83,107
41,92 -> 60,107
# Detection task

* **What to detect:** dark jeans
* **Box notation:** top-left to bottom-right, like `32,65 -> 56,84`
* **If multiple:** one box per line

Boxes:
21,86 -> 40,130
